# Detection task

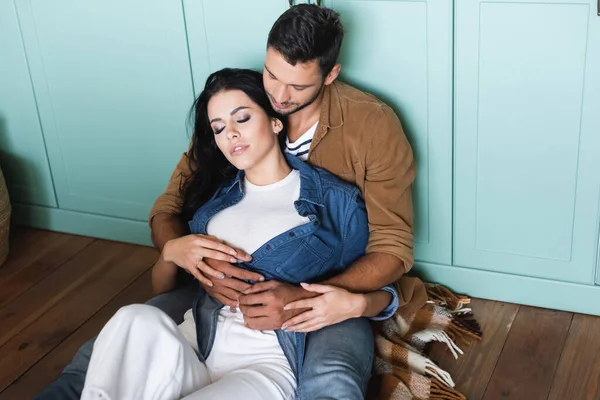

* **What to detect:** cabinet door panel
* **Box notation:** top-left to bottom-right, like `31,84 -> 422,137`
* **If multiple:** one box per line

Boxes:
454,0 -> 600,283
185,0 -> 289,94
325,0 -> 453,264
16,0 -> 194,220
0,0 -> 56,207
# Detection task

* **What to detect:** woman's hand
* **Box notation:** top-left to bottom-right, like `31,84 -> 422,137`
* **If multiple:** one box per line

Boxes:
280,283 -> 366,333
161,234 -> 252,288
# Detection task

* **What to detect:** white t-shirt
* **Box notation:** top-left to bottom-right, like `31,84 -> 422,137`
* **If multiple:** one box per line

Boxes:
284,122 -> 318,161
205,169 -> 309,254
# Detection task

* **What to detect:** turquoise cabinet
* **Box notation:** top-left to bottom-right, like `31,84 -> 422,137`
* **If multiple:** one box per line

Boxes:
0,0 -> 56,207
2,0 -> 600,314
453,0 -> 600,284
14,0 -> 194,221
184,0 -> 290,94
324,0 -> 454,265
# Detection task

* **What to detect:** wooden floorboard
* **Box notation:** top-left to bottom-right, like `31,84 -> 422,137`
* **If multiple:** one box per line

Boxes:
429,299 -> 520,400
482,306 -> 572,400
0,240 -> 145,348
0,228 -> 94,309
0,270 -> 155,400
0,241 -> 158,391
547,313 -> 600,400
3,228 -> 600,399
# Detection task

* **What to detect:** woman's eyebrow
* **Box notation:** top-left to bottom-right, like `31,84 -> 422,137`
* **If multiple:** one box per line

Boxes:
210,106 -> 250,123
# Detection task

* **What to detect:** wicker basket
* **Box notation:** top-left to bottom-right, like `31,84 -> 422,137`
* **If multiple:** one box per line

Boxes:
0,168 -> 10,266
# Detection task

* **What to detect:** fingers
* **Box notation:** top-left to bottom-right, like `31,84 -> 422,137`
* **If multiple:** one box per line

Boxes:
242,281 -> 277,295
188,267 -> 213,288
238,292 -> 270,306
199,249 -> 239,264
216,277 -> 253,293
196,236 -> 252,261
203,259 -> 264,283
281,310 -> 315,329
212,293 -> 238,308
238,304 -> 268,318
218,263 -> 264,282
195,260 -> 225,280
284,298 -> 316,310
206,285 -> 241,308
286,321 -> 323,333
299,282 -> 335,294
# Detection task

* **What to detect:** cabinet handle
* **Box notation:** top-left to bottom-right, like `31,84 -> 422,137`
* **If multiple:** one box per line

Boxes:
597,0 -> 599,16
316,0 -> 322,5
288,0 -> 293,7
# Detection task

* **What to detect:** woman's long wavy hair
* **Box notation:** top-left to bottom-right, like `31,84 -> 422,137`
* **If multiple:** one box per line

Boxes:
180,68 -> 287,221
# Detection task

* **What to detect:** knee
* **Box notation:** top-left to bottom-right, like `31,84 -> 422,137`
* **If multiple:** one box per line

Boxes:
112,304 -> 171,329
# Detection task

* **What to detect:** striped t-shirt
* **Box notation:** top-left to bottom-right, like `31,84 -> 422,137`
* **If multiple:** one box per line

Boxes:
284,122 -> 318,161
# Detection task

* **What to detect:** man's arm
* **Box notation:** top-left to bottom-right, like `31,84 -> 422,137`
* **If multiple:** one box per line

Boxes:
320,104 -> 415,291
151,213 -> 189,251
149,152 -> 192,250
148,152 -> 192,293
322,252 -> 404,291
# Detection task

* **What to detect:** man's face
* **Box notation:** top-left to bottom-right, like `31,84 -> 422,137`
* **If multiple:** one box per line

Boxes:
263,48 -> 325,116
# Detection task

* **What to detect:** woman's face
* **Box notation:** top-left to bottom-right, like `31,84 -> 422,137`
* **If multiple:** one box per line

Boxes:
208,89 -> 282,171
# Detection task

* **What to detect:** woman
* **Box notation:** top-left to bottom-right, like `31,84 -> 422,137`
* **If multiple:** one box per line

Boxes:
81,69 -> 398,400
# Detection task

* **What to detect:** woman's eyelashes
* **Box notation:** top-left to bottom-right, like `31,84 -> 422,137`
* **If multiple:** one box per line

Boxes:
212,115 -> 251,135
236,115 -> 251,124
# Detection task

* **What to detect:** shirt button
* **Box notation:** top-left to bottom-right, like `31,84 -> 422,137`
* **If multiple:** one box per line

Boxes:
289,232 -> 295,237
229,307 -> 237,314
314,221 -> 320,226
266,244 -> 271,250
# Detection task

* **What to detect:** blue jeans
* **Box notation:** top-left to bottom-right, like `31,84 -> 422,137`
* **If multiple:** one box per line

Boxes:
34,283 -> 373,400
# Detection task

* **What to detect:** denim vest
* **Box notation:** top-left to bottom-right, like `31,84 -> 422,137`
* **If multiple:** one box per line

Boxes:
189,154 -> 398,379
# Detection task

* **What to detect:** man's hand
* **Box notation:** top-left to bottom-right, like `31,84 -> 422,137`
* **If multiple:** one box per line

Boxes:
203,259 -> 265,308
238,281 -> 319,330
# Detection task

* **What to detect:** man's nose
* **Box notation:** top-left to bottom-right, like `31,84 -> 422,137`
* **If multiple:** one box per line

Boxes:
273,83 -> 290,104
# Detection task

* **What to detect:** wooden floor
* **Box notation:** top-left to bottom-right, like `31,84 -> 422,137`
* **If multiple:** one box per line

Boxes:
1,228 -> 599,399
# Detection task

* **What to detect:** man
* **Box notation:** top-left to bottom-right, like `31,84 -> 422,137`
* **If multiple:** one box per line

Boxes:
36,4 -> 415,399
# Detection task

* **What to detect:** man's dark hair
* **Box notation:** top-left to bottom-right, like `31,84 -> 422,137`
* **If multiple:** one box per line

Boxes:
267,4 -> 344,77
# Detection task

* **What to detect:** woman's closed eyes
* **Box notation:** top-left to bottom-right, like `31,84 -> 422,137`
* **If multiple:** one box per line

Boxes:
212,114 -> 252,135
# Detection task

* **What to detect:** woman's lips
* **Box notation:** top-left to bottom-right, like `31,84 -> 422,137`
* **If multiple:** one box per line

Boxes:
230,145 -> 249,156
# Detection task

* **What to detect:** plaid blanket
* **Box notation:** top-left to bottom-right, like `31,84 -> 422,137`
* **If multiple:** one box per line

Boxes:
370,277 -> 482,400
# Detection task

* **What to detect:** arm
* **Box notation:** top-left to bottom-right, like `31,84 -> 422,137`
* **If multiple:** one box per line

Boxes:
362,289 -> 393,318
148,152 -> 191,294
325,105 -> 415,291
279,284 -> 394,332
148,152 -> 255,295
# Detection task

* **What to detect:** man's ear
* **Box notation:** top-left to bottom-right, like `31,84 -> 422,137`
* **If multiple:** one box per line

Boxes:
272,118 -> 284,134
324,64 -> 341,86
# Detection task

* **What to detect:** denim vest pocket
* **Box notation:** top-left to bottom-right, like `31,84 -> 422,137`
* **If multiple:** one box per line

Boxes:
275,235 -> 334,284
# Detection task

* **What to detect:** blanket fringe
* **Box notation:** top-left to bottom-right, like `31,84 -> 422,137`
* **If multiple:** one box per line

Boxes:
426,285 -> 470,312
425,360 -> 455,388
430,377 -> 467,400
447,316 -> 482,346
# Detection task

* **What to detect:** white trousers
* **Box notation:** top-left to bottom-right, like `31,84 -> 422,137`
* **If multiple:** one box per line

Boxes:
81,304 -> 296,400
